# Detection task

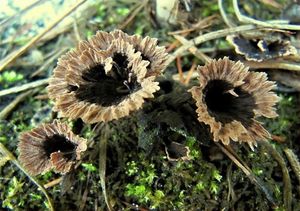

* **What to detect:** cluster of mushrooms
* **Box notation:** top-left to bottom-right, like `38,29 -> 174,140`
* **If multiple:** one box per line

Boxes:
18,30 -> 279,176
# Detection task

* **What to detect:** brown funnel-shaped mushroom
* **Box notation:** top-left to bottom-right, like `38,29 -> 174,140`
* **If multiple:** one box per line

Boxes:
47,34 -> 160,123
18,120 -> 87,175
189,57 -> 279,149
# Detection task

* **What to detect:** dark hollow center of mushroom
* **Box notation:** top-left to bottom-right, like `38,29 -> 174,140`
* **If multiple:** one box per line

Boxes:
71,53 -> 141,107
43,134 -> 77,160
203,80 -> 256,125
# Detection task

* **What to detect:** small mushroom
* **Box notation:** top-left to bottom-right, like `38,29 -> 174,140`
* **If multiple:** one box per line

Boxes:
18,120 -> 87,175
47,33 -> 160,123
165,141 -> 191,161
189,57 -> 279,149
226,35 -> 297,62
89,30 -> 169,77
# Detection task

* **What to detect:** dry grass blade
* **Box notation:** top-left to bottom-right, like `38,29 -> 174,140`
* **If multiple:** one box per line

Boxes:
118,0 -> 148,30
260,141 -> 292,211
0,78 -> 49,97
0,90 -> 34,120
99,124 -> 113,211
218,0 -> 235,27
243,60 -> 300,72
216,143 -> 277,208
0,0 -> 87,72
174,35 -> 212,63
284,148 -> 300,186
0,142 -> 54,211
44,177 -> 63,189
0,154 -> 10,167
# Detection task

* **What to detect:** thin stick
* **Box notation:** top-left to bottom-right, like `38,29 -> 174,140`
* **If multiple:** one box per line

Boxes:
44,177 -> 63,189
243,60 -> 300,72
0,90 -> 33,120
174,35 -> 212,63
0,78 -> 49,97
0,143 -> 54,211
99,124 -> 113,211
184,61 -> 197,85
176,57 -> 184,83
173,70 -> 197,81
218,0 -> 235,27
233,0 -> 300,30
0,0 -> 87,72
166,40 -> 179,52
118,0 -> 148,30
216,143 -> 277,207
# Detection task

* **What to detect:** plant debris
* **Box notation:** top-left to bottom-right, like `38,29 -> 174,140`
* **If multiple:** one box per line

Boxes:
1,0 -> 300,210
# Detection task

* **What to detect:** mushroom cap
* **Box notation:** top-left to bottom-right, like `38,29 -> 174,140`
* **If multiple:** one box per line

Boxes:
18,120 -> 87,175
89,30 -> 169,76
226,35 -> 297,62
189,57 -> 279,149
48,33 -> 160,123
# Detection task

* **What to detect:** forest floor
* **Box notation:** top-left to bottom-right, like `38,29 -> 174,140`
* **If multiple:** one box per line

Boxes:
0,0 -> 300,210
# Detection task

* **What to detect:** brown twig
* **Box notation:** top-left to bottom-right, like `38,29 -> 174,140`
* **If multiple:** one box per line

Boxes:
166,40 -> 180,53
176,56 -> 184,84
0,0 -> 87,72
172,70 -> 197,82
184,61 -> 197,85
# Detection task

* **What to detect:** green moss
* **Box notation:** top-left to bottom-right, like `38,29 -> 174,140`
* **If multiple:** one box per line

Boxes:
82,163 -> 97,172
265,94 -> 300,141
2,177 -> 25,209
0,70 -> 24,88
